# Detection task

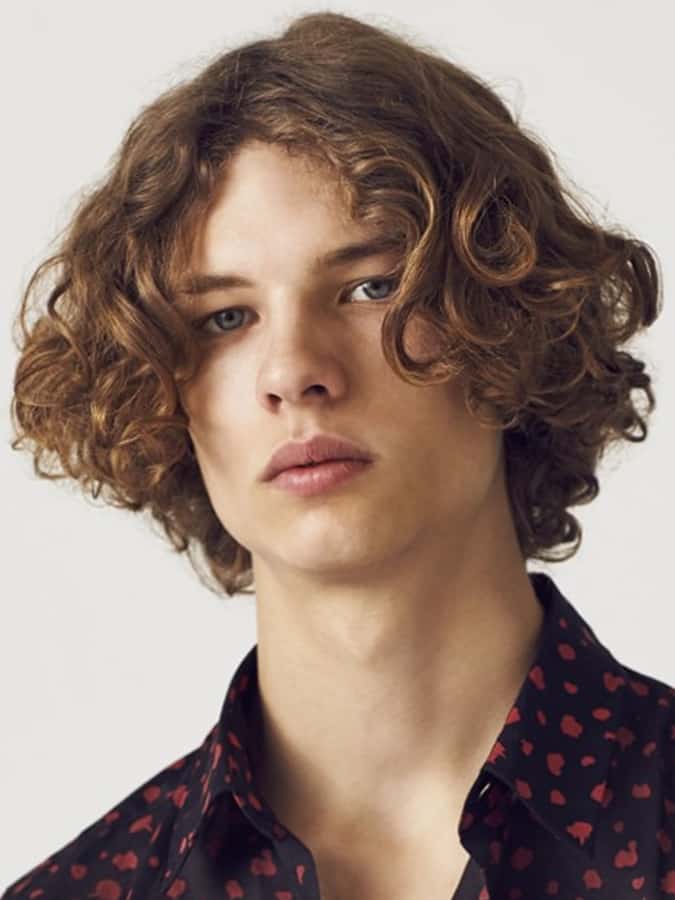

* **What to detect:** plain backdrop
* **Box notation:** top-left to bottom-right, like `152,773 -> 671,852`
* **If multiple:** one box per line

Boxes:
1,0 -> 673,888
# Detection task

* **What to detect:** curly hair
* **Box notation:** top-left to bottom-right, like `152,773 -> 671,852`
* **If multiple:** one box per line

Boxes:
9,11 -> 663,598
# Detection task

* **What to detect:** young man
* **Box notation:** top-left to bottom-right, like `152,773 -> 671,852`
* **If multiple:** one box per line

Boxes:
5,11 -> 672,900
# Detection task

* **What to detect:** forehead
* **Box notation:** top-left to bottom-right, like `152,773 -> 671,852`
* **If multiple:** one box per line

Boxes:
207,141 -> 353,223
185,142 -> 393,273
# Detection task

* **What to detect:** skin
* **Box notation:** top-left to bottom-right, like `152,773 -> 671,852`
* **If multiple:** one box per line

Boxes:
177,140 -> 544,869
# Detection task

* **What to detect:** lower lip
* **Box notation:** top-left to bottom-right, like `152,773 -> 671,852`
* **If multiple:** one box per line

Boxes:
269,459 -> 372,496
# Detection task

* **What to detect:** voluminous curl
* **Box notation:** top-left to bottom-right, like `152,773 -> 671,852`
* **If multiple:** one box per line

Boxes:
10,12 -> 663,597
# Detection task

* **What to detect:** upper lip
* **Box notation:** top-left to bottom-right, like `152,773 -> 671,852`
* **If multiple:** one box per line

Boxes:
260,432 -> 374,481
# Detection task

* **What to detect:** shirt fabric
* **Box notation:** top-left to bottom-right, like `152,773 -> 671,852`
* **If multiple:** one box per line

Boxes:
4,571 -> 674,899
452,854 -> 486,898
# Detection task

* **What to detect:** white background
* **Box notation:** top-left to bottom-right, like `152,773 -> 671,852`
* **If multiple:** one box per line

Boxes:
1,0 -> 673,888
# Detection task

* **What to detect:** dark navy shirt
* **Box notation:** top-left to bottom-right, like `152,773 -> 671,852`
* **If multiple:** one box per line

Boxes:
3,572 -> 674,898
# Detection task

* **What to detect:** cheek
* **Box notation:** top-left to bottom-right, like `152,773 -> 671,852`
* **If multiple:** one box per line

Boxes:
401,313 -> 445,363
179,355 -> 231,423
434,377 -> 503,480
179,374 -> 228,459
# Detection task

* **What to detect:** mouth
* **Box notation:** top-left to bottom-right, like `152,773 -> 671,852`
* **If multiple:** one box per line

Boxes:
285,457 -> 354,471
261,432 -> 375,483
269,457 -> 373,496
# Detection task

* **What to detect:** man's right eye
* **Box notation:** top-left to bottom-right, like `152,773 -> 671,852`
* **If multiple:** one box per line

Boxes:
195,307 -> 249,335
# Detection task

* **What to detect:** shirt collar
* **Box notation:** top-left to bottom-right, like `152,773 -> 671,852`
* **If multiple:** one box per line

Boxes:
479,571 -> 627,863
164,571 -> 627,885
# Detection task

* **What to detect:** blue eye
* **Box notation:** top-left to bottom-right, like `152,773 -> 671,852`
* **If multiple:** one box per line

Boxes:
196,275 -> 399,336
202,307 -> 248,333
349,277 -> 398,302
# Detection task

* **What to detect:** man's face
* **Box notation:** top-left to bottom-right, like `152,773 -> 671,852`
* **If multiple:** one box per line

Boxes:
178,141 -> 504,582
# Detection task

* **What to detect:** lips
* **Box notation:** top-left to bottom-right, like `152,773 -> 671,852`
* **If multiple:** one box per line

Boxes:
261,433 -> 374,482
269,457 -> 373,496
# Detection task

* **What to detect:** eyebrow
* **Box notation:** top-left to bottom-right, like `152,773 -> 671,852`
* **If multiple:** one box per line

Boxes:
177,235 -> 404,296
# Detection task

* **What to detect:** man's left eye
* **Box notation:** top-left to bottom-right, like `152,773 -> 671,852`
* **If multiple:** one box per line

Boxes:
348,277 -> 399,302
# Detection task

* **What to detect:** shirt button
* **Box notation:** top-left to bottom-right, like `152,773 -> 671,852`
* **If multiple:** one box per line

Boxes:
478,780 -> 492,798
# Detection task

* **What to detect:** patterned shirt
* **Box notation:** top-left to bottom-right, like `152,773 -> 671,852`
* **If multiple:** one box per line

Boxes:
3,572 -> 674,899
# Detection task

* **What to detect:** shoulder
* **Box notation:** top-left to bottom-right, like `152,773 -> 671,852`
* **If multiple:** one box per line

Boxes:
604,657 -> 675,849
613,659 -> 674,758
2,744 -> 202,899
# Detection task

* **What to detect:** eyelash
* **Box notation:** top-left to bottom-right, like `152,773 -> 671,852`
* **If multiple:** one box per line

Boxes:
194,275 -> 400,336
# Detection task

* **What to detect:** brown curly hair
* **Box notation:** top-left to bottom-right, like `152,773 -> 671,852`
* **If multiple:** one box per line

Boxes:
10,12 -> 663,598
